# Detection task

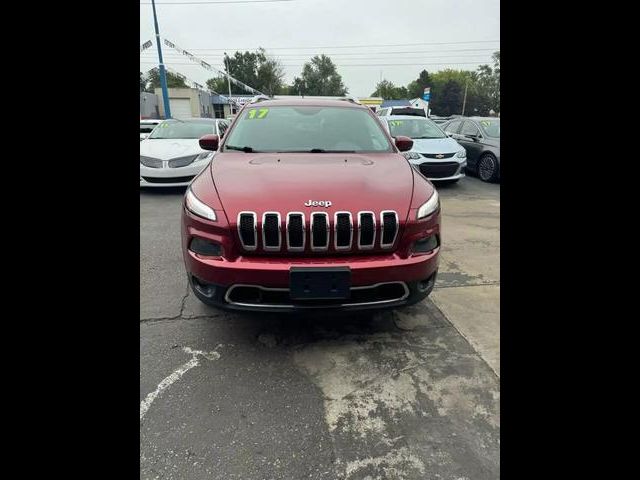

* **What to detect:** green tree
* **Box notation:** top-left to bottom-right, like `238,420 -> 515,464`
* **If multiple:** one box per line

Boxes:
292,55 -> 347,96
371,79 -> 407,99
476,51 -> 500,114
146,67 -> 188,89
433,80 -> 463,116
257,57 -> 285,96
206,49 -> 285,96
406,69 -> 432,99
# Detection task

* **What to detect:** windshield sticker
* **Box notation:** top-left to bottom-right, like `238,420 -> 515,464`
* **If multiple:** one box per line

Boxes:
247,108 -> 269,119
389,120 -> 403,127
480,120 -> 491,127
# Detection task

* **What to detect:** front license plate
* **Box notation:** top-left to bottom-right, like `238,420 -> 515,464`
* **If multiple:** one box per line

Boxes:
289,267 -> 351,300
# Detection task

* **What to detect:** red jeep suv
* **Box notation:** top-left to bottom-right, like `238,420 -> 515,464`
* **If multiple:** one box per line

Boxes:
181,98 -> 440,312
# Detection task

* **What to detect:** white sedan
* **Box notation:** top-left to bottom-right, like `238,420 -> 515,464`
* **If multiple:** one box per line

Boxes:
140,118 -> 229,187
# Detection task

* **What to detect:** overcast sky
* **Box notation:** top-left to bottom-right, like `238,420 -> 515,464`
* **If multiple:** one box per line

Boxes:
140,0 -> 499,97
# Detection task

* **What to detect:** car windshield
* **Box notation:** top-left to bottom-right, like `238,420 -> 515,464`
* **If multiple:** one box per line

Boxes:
148,120 -> 214,139
223,106 -> 393,153
387,118 -> 446,139
479,119 -> 500,138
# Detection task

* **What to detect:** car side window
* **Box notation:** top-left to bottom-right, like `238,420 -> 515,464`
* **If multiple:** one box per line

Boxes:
444,120 -> 461,133
377,108 -> 388,116
461,121 -> 481,137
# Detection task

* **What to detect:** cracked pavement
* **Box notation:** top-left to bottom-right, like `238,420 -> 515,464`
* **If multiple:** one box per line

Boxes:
140,177 -> 500,479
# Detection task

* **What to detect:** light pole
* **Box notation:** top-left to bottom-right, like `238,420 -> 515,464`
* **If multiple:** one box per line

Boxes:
224,53 -> 233,114
151,0 -> 171,118
461,80 -> 469,116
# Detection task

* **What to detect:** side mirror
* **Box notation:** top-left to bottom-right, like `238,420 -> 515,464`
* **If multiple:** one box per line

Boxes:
199,134 -> 219,151
394,135 -> 414,152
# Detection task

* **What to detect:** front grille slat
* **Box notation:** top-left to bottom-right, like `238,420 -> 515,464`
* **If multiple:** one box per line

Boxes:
262,212 -> 281,251
140,156 -> 163,168
358,212 -> 376,249
380,211 -> 399,248
286,213 -> 305,251
311,212 -> 329,251
238,212 -> 257,251
334,212 -> 353,250
168,155 -> 198,168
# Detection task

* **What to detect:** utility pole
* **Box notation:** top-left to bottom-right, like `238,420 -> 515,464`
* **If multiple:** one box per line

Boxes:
461,80 -> 469,116
151,0 -> 171,119
224,53 -> 233,114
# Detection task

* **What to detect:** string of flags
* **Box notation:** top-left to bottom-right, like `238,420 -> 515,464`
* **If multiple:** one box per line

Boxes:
162,38 -> 266,96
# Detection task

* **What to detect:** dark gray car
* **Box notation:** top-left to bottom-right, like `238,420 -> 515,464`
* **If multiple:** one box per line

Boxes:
441,117 -> 500,182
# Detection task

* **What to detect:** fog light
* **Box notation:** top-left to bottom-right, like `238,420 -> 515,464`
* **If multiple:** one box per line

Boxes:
412,235 -> 439,254
191,275 -> 216,298
189,237 -> 222,256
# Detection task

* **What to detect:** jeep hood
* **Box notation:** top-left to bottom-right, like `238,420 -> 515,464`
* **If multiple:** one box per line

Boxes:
210,153 -> 415,222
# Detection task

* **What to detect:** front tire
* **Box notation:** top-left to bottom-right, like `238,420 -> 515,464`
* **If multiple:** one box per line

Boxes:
477,154 -> 499,182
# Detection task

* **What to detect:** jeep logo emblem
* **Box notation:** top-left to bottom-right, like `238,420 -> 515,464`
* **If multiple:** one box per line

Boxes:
304,200 -> 332,208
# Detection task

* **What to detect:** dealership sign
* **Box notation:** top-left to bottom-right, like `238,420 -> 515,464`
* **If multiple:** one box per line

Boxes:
423,87 -> 431,102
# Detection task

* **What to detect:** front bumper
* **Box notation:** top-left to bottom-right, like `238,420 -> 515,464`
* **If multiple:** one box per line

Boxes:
139,161 -> 210,187
184,248 -> 439,312
188,272 -> 438,313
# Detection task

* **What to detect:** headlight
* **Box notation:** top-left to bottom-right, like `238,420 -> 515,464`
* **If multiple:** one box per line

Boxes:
196,151 -> 214,161
417,190 -> 439,219
185,188 -> 217,221
403,152 -> 421,160
456,150 -> 466,158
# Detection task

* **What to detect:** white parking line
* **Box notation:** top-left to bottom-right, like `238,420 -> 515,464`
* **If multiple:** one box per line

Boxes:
140,346 -> 222,420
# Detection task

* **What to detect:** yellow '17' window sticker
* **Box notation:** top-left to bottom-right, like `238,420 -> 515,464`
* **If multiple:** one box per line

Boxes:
246,108 -> 269,119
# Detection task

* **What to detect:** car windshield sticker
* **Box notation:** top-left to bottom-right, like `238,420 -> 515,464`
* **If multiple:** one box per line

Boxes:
247,108 -> 269,119
480,120 -> 491,127
389,120 -> 403,127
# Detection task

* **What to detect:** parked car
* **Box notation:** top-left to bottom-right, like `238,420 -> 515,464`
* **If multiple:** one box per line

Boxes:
377,106 -> 427,117
380,116 -> 466,183
140,119 -> 162,141
140,118 -> 230,187
440,117 -> 500,182
181,98 -> 440,312
429,115 -> 453,125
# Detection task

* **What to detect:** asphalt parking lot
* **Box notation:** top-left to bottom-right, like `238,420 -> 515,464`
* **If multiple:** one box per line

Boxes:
140,175 -> 500,480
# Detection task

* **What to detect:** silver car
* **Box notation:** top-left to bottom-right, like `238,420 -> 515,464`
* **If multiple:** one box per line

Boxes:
140,118 -> 229,187
380,115 -> 467,183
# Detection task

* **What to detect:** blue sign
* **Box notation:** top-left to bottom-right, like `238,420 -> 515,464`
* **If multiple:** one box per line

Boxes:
423,93 -> 431,101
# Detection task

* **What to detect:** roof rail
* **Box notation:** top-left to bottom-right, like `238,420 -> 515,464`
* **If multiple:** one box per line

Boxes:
250,94 -> 271,103
338,95 -> 361,105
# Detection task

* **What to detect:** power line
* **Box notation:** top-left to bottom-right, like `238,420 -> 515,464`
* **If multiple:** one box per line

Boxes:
181,40 -> 500,51
141,0 -> 294,4
140,61 -> 488,67
140,48 -> 499,58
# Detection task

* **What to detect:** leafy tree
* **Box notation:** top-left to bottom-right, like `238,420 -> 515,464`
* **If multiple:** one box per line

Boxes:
476,51 -> 500,114
433,80 -> 463,116
146,67 -> 188,89
257,57 -> 285,96
292,55 -> 347,96
206,49 -> 285,96
406,70 -> 432,99
371,80 -> 407,99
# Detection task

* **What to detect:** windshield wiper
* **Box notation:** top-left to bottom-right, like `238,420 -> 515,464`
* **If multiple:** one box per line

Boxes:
225,145 -> 258,153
